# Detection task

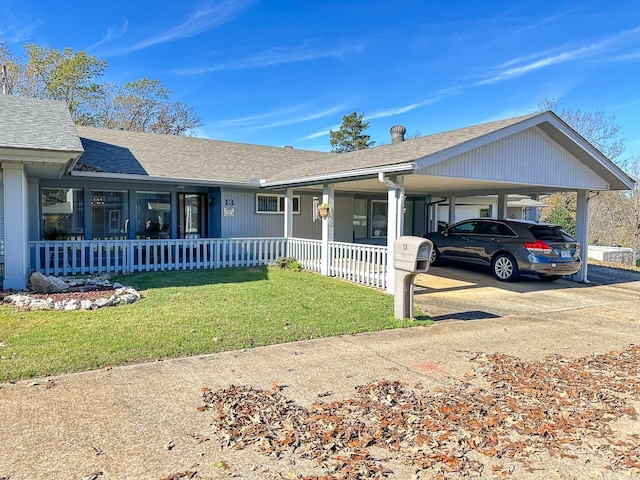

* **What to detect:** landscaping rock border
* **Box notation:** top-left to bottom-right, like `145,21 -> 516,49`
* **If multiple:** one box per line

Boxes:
1,273 -> 142,311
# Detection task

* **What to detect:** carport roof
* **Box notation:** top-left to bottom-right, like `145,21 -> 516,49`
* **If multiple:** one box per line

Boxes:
67,110 -> 635,195
262,111 -> 635,194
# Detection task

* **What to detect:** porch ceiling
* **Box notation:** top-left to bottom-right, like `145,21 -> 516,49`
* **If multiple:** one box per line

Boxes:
296,174 -> 586,197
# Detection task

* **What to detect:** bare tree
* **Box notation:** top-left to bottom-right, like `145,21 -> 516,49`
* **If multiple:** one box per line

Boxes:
0,37 -> 202,136
539,98 -> 625,161
0,37 -> 23,94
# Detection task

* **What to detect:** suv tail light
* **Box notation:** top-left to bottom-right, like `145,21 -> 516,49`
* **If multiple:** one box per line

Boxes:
524,239 -> 552,255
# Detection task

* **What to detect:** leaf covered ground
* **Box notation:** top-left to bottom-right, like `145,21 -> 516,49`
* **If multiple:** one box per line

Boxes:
195,345 -> 640,479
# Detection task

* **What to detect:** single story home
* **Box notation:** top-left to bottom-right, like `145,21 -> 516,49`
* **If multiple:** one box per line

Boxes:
0,94 -> 635,292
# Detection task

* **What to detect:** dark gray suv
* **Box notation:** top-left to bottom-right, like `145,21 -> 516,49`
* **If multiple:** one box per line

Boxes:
424,218 -> 581,282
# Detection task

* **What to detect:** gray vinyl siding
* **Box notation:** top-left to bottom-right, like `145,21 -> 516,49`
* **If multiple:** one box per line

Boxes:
418,127 -> 609,190
219,188 -> 355,242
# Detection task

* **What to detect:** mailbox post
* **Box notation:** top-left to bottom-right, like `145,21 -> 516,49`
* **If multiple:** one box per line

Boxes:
393,236 -> 433,319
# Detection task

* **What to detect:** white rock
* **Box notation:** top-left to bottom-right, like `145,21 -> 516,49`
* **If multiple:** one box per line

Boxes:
94,297 -> 116,308
63,300 -> 78,311
29,299 -> 53,310
116,293 -> 139,305
80,299 -> 94,310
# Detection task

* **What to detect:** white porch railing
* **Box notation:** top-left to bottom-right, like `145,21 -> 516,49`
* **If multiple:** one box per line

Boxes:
28,238 -> 287,277
287,237 -> 322,272
329,241 -> 388,289
27,237 -> 388,289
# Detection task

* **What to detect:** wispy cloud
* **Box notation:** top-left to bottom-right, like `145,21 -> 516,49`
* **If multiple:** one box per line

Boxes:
98,0 -> 255,56
208,102 -> 348,132
86,19 -> 129,52
515,8 -> 581,35
300,128 -> 334,141
477,26 -> 640,86
0,9 -> 42,44
365,93 -> 454,121
173,42 -> 365,75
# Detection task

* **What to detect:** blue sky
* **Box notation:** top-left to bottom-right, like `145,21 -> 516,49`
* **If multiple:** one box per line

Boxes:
1,0 -> 639,160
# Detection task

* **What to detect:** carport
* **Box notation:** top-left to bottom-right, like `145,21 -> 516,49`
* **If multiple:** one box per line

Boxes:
263,111 -> 635,290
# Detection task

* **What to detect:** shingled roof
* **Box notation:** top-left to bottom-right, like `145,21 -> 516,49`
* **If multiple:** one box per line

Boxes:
0,95 -> 83,153
75,113 -> 543,185
263,113 -> 542,184
76,126 -> 329,184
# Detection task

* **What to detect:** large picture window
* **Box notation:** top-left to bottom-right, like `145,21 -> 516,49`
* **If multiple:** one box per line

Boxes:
41,188 -> 84,240
91,190 -> 129,239
137,191 -> 171,238
256,194 -> 300,214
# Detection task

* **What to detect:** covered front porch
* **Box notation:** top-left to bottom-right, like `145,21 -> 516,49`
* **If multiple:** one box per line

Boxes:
28,237 -> 390,289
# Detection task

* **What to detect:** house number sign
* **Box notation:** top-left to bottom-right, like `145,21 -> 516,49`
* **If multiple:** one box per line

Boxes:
224,199 -> 235,216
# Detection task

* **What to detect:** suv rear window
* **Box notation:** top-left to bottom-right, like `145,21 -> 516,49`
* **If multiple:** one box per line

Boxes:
477,221 -> 516,236
529,225 -> 574,241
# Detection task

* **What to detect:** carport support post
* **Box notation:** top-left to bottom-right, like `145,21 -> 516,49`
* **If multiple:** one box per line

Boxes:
573,189 -> 590,283
497,193 -> 508,219
448,196 -> 456,225
385,175 -> 404,294
320,183 -> 334,276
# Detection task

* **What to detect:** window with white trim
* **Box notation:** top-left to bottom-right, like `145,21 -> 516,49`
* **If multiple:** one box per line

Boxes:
256,194 -> 300,214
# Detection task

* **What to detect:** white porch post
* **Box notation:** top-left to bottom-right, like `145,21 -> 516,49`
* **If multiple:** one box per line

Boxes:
573,189 -> 590,283
3,165 -> 30,289
386,175 -> 404,294
497,193 -> 508,219
448,196 -> 456,225
320,183 -> 334,276
283,188 -> 293,239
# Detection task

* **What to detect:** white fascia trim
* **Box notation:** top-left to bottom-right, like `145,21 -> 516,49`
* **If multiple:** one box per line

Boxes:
541,115 -> 636,190
0,147 -> 83,164
260,163 -> 415,189
69,170 -> 259,188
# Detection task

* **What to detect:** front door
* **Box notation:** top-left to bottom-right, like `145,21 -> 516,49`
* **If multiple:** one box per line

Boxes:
178,193 -> 207,239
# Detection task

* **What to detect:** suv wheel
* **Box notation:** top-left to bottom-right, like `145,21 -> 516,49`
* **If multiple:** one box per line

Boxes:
491,253 -> 519,282
430,246 -> 441,266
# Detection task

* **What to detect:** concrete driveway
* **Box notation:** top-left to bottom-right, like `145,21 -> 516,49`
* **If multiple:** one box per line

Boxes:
414,264 -> 640,321
1,267 -> 639,479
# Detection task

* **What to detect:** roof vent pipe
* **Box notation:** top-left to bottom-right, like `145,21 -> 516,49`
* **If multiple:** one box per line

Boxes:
390,125 -> 406,144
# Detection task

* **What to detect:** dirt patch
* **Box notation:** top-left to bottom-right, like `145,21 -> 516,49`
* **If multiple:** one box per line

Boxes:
0,286 -> 118,303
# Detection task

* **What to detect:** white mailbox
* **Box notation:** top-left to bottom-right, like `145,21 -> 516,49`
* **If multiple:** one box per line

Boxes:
394,237 -> 432,273
393,236 -> 433,320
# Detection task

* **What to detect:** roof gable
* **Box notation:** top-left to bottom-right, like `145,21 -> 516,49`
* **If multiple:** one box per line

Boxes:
417,126 -> 610,190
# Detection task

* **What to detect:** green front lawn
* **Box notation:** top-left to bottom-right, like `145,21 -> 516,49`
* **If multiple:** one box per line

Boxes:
0,267 -> 430,382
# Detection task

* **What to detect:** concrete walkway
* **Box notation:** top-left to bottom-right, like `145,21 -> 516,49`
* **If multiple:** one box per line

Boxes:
1,268 -> 639,479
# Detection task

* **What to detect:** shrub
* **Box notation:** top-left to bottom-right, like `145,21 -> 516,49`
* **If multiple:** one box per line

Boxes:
273,257 -> 302,271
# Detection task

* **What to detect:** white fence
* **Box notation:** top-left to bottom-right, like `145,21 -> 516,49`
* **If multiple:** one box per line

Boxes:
287,237 -> 322,272
28,237 -> 389,289
329,241 -> 388,289
28,238 -> 287,277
